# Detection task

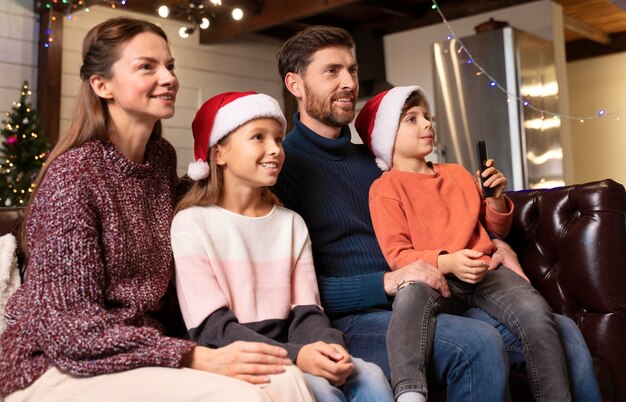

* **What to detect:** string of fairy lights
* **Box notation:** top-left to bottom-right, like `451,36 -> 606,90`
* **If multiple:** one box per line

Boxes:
430,0 -> 624,123
35,0 -> 624,123
40,0 -> 127,48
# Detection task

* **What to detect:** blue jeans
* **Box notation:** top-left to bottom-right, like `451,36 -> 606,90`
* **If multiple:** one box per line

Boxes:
464,308 -> 602,402
333,311 -> 511,402
333,306 -> 601,401
388,268 -> 570,401
303,357 -> 394,402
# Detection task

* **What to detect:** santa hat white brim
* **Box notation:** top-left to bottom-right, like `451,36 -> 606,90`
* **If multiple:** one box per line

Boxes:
210,93 -> 287,148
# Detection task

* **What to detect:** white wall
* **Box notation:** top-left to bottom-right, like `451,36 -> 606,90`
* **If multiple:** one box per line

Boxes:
0,0 -> 38,118
60,5 -> 283,176
382,0 -> 576,184
568,52 -> 626,185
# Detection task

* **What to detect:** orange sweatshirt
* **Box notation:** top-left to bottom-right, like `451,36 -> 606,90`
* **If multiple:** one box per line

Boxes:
369,163 -> 514,270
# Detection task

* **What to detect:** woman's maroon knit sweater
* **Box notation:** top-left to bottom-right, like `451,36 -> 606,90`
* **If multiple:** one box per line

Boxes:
0,138 -> 194,396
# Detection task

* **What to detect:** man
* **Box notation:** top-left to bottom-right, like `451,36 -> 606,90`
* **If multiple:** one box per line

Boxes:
273,25 -> 601,401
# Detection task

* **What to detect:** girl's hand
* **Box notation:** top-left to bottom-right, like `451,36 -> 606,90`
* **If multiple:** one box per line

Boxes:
181,342 -> 291,384
328,343 -> 351,364
296,341 -> 354,386
476,159 -> 508,212
438,249 -> 489,284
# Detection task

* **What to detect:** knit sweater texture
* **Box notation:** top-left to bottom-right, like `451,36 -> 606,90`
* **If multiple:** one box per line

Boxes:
273,113 -> 391,316
369,164 -> 514,270
0,138 -> 194,396
171,205 -> 345,361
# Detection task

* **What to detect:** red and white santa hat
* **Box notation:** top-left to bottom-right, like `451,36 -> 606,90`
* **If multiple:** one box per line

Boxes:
188,91 -> 287,180
355,85 -> 426,171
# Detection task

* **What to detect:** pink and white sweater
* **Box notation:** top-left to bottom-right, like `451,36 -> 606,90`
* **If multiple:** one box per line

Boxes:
171,205 -> 345,361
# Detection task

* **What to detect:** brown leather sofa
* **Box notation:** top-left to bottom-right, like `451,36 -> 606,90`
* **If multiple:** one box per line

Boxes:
504,179 -> 625,402
1,179 -> 624,401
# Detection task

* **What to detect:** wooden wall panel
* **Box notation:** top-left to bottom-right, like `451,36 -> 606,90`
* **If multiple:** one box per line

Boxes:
0,0 -> 38,119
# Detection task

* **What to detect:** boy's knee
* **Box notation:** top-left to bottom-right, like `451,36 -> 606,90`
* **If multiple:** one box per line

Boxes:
394,281 -> 440,308
511,294 -> 554,324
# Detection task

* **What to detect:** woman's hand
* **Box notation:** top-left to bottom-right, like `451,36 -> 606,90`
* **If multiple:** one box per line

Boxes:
296,341 -> 354,386
181,342 -> 292,384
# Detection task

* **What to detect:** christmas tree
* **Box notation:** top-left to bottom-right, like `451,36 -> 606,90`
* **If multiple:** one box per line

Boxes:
0,81 -> 51,207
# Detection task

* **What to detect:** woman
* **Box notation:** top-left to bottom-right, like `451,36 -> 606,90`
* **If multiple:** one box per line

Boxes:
0,17 -> 313,402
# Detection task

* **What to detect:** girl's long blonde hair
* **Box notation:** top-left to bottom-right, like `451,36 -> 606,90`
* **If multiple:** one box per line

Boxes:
175,135 -> 279,213
21,17 -> 169,252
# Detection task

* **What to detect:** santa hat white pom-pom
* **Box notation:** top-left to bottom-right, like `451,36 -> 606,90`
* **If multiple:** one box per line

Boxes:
375,158 -> 390,171
188,159 -> 210,181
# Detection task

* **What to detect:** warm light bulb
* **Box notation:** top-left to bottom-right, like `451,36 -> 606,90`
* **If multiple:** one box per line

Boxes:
210,0 -> 222,5
179,27 -> 191,38
158,5 -> 169,18
232,8 -> 244,20
200,17 -> 210,29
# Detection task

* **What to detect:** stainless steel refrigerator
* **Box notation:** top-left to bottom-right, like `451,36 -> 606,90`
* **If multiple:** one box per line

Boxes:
431,26 -> 564,190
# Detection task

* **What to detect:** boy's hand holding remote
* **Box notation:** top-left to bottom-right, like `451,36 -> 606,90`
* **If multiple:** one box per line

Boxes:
476,158 -> 508,213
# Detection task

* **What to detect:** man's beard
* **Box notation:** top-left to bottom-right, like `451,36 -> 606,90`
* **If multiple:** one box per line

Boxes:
303,83 -> 356,128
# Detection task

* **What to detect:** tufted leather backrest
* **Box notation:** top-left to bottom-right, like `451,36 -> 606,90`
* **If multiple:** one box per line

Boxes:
0,208 -> 25,239
505,179 -> 625,402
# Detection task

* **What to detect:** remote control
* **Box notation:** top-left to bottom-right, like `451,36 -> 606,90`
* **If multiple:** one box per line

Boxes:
475,140 -> 495,198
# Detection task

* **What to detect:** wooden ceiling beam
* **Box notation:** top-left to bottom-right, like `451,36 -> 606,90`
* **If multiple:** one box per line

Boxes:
606,0 -> 626,12
566,30 -> 626,60
563,14 -> 611,44
199,0 -> 361,44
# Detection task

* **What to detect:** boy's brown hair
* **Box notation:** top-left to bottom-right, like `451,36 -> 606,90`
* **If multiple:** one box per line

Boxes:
400,90 -> 431,120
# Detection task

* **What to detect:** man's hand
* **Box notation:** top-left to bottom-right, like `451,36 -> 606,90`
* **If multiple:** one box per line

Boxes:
490,238 -> 530,282
438,249 -> 489,284
383,260 -> 450,297
181,342 -> 292,384
296,342 -> 354,386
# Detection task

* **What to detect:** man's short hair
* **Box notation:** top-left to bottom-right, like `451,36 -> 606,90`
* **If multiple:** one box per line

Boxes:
277,25 -> 354,81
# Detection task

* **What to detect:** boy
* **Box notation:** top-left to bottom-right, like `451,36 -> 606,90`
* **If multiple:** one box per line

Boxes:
355,85 -> 571,402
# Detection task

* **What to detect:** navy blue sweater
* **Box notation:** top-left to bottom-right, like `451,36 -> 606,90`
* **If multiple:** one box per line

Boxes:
274,114 -> 391,316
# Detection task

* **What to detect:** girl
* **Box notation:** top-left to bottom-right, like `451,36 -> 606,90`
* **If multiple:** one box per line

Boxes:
172,91 -> 394,402
0,18 -> 312,402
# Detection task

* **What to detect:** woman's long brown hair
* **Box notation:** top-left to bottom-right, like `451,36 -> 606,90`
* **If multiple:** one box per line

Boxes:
20,17 -> 170,253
